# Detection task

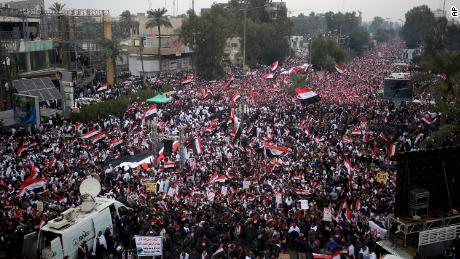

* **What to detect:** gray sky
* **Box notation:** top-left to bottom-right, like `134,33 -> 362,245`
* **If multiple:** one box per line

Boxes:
45,0 -> 460,21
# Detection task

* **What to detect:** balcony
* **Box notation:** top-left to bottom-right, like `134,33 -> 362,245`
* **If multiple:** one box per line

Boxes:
17,39 -> 53,53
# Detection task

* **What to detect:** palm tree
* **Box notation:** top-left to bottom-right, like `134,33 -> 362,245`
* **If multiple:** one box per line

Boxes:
100,38 -> 122,85
120,10 -> 133,39
49,2 -> 65,13
49,2 -> 66,40
146,8 -> 172,73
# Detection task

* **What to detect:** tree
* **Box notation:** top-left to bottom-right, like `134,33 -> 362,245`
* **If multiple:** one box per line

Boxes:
373,28 -> 396,43
400,5 -> 435,48
368,16 -> 386,33
310,36 -> 347,71
49,2 -> 65,13
235,1 -> 292,67
323,11 -> 369,57
414,22 -> 460,145
181,6 -> 232,79
291,12 -> 326,36
349,27 -> 370,56
120,10 -> 139,39
146,8 -> 172,73
100,38 -> 121,84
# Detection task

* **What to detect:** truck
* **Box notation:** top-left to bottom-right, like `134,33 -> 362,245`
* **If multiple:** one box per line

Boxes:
36,197 -> 129,259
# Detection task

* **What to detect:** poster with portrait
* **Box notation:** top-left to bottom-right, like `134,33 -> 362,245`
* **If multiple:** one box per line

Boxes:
13,94 -> 39,126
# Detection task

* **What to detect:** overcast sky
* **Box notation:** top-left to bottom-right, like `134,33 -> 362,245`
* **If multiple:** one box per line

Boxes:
45,0 -> 460,21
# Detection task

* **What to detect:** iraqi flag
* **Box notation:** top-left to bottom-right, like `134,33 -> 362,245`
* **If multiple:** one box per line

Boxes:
97,84 -> 108,92
295,88 -> 320,105
181,75 -> 194,84
421,115 -> 433,125
208,172 -> 219,185
28,162 -> 40,180
271,60 -> 279,71
17,145 -> 28,156
415,133 -> 424,144
141,104 -> 158,125
110,138 -> 123,149
388,142 -> 398,159
91,131 -> 107,143
163,161 -> 175,169
57,197 -> 67,204
351,129 -> 362,136
313,249 -> 343,259
75,122 -> 83,132
81,129 -> 100,139
293,188 -> 310,196
225,76 -> 234,88
193,137 -> 203,155
215,175 -> 227,183
379,131 -> 389,142
335,64 -> 347,74
342,200 -> 352,221
344,159 -> 352,174
264,142 -> 288,156
263,72 -> 274,79
18,178 -> 46,196
232,93 -> 241,104
373,141 -> 377,158
157,141 -> 180,162
230,109 -> 240,132
48,156 -> 56,169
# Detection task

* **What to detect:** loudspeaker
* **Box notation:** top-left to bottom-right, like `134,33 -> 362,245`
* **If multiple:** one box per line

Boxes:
395,146 -> 460,217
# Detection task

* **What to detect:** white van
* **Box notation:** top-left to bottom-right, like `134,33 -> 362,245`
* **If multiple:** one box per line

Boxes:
37,197 -> 129,259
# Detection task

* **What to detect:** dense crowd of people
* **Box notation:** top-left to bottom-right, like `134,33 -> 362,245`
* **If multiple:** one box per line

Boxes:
0,39 -> 456,259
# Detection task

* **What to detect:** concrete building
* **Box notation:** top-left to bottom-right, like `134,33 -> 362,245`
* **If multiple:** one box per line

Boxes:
0,7 -> 54,79
127,14 -> 192,76
0,0 -> 43,10
266,2 -> 286,20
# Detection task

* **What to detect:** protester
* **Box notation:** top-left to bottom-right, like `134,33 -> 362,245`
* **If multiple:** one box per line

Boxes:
0,39 -> 448,258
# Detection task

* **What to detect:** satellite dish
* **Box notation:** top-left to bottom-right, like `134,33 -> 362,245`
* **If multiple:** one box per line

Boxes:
79,177 -> 101,213
79,177 -> 101,197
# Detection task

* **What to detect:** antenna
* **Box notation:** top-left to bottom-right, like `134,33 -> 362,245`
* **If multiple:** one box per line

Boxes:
443,0 -> 446,17
79,177 -> 101,212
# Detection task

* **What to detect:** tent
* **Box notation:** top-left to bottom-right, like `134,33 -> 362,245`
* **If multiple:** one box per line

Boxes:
146,94 -> 173,104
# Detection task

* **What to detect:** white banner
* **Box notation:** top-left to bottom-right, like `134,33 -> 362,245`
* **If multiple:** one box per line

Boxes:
275,193 -> 282,205
299,200 -> 309,210
134,236 -> 163,257
369,221 -> 388,239
323,207 -> 332,222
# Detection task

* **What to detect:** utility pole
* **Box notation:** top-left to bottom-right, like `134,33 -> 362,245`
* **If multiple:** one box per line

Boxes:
192,0 -> 195,12
139,36 -> 146,85
150,118 -> 159,166
243,7 -> 247,71
179,127 -> 185,170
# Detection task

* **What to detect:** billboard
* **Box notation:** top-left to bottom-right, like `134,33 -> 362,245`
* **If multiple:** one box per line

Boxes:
383,78 -> 413,102
13,94 -> 39,126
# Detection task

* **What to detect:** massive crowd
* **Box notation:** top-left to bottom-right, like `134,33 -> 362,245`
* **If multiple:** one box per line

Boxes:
0,39 -> 456,259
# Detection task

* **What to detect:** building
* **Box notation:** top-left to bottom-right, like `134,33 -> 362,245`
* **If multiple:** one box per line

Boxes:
127,14 -> 192,76
266,1 -> 286,20
0,0 -> 43,10
0,7 -> 54,80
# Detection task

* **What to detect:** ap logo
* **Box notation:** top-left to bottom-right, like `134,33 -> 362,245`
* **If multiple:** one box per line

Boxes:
452,6 -> 458,17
